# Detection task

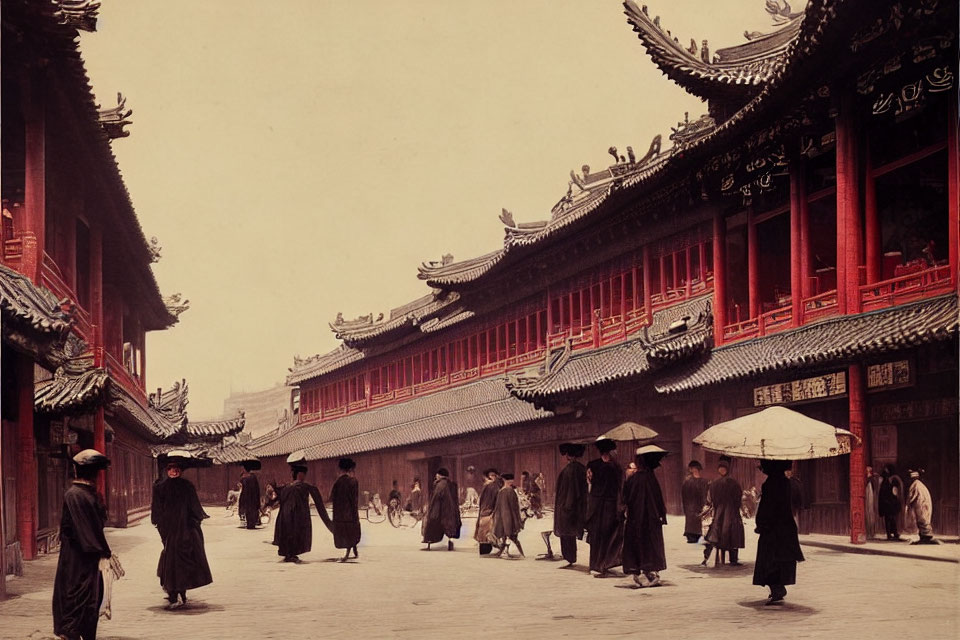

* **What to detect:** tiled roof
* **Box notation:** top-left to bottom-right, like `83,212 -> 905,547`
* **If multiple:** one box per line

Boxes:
35,364 -> 108,414
11,1 -> 176,330
186,411 -> 246,438
328,292 -> 459,347
506,294 -> 713,404
108,383 -> 186,441
0,263 -> 74,339
152,441 -> 257,466
623,0 -> 800,101
286,344 -> 365,386
657,295 -> 959,394
249,377 -> 553,460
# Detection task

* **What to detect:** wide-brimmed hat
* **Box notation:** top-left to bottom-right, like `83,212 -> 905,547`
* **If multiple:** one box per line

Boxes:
595,437 -> 617,453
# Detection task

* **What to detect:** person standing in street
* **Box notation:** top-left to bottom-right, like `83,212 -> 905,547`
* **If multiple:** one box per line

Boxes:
238,461 -> 261,530
407,477 -> 424,520
907,468 -> 938,545
586,438 -> 623,577
271,451 -> 332,563
753,460 -> 804,604
151,452 -> 213,608
878,464 -> 904,541
422,468 -> 461,550
492,473 -> 524,557
705,456 -> 745,566
551,443 -> 588,567
622,446 -> 669,588
330,458 -> 361,561
474,468 -> 502,555
681,460 -> 708,544
53,449 -> 113,640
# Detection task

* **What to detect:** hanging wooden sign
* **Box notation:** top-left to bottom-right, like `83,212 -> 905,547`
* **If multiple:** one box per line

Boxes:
753,371 -> 847,407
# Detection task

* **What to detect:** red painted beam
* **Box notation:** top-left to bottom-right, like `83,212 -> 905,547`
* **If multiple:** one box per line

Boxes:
748,207 -> 759,320
712,210 -> 727,345
16,356 -> 37,560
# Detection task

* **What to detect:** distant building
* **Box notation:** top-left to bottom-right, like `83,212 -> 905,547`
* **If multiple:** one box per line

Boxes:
221,384 -> 295,440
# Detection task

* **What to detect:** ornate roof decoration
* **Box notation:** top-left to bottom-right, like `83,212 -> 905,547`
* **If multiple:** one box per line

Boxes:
0,265 -> 76,338
185,409 -> 246,439
326,291 -> 459,348
35,365 -> 108,414
623,0 -> 800,102
287,344 -> 365,385
163,293 -> 189,320
250,377 -> 553,461
54,0 -> 99,32
97,92 -> 133,139
148,236 -> 162,263
669,112 -> 717,146
657,294 -> 958,394
148,378 -> 190,426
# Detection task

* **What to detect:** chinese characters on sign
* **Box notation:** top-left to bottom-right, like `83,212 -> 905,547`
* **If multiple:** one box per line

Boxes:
866,359 -> 911,389
753,371 -> 847,407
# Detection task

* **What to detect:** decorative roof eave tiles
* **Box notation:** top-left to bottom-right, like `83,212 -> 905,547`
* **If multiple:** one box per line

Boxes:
186,410 -> 246,438
506,294 -> 713,403
622,0 -> 800,101
0,263 -> 75,339
107,383 -> 186,442
328,293 -> 460,346
656,294 -> 959,394
35,366 -> 108,414
249,377 -> 553,461
15,2 -> 176,330
151,441 -> 257,465
286,344 -> 365,386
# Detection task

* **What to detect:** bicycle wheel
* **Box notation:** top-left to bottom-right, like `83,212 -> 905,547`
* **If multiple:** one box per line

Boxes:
387,501 -> 403,528
366,507 -> 386,524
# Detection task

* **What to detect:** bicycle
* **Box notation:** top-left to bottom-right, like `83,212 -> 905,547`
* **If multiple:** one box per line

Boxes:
387,497 -> 404,528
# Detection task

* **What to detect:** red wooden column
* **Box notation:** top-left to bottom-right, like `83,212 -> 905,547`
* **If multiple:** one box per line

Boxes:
712,210 -> 727,345
863,145 -> 881,284
16,355 -> 37,560
948,95 -> 959,288
747,207 -> 759,319
836,92 -> 863,314
790,162 -> 804,325
848,363 -> 867,544
642,247 -> 653,325
659,255 -> 668,297
90,226 -> 107,497
684,247 -> 692,298
22,78 -> 46,285
800,172 -> 812,299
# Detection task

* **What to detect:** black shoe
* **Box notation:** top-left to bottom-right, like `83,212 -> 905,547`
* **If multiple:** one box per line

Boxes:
448,540 -> 454,551
729,562 -> 743,567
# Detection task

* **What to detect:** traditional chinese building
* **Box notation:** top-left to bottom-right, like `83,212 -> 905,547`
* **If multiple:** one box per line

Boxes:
0,0 -> 246,584
252,0 -> 957,540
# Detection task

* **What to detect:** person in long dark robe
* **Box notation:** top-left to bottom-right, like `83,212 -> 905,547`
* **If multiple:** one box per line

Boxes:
753,459 -> 804,604
878,464 -> 903,541
421,468 -> 461,550
239,463 -> 261,530
622,446 -> 669,587
53,449 -> 112,640
474,468 -> 502,555
271,456 -> 332,563
681,460 -> 708,543
407,478 -> 424,521
552,443 -> 588,566
586,438 -> 623,576
151,458 -> 213,608
705,456 -> 745,566
330,458 -> 361,561
492,473 -> 524,557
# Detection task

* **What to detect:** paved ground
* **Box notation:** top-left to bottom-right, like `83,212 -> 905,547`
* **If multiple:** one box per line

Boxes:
2,507 -> 958,640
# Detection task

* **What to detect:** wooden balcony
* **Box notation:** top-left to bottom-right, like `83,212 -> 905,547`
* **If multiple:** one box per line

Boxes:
105,352 -> 146,401
40,252 -> 94,343
860,264 -> 953,312
802,289 -> 839,321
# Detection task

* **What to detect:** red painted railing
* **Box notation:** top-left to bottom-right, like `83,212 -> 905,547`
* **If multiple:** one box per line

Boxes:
860,264 -> 953,312
105,352 -> 147,403
40,253 -> 94,343
802,289 -> 840,322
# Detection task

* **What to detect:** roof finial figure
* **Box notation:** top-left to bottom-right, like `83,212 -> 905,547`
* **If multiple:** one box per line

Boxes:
627,146 -> 637,164
499,208 -> 515,227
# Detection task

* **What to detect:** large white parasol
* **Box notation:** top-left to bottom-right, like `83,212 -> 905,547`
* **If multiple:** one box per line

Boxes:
598,421 -> 659,442
693,406 -> 859,460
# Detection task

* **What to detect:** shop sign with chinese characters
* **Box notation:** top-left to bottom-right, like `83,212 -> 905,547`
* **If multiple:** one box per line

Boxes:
753,371 -> 847,407
866,359 -> 912,390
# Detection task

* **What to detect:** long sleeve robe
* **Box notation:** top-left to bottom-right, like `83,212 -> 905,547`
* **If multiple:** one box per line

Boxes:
273,480 -> 331,557
421,477 -> 461,543
151,477 -> 213,593
622,468 -> 667,574
330,474 -> 361,549
681,476 -> 708,537
753,474 -> 804,587
586,458 -> 623,571
492,486 -> 523,540
53,482 -> 111,640
473,479 -> 501,543
705,475 -> 745,550
239,473 -> 261,527
553,461 -> 588,539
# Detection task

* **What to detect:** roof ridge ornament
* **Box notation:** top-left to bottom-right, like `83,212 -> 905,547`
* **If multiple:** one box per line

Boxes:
765,0 -> 803,25
163,293 -> 189,319
56,0 -> 100,32
97,92 -> 133,139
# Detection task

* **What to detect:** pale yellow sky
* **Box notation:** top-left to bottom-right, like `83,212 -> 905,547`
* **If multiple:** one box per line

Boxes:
79,1 -> 769,419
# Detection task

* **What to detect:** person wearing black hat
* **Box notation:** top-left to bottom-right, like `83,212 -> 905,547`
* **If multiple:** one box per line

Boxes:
877,464 -> 904,541
704,456 -> 745,566
622,446 -> 669,587
330,458 -> 361,561
239,461 -> 262,530
753,459 -> 804,604
272,452 -> 332,563
586,438 -> 623,576
53,450 -> 113,639
474,468 -> 502,555
681,460 -> 709,544
422,468 -> 461,550
551,443 -> 588,566
492,473 -> 524,557
151,453 -> 213,608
